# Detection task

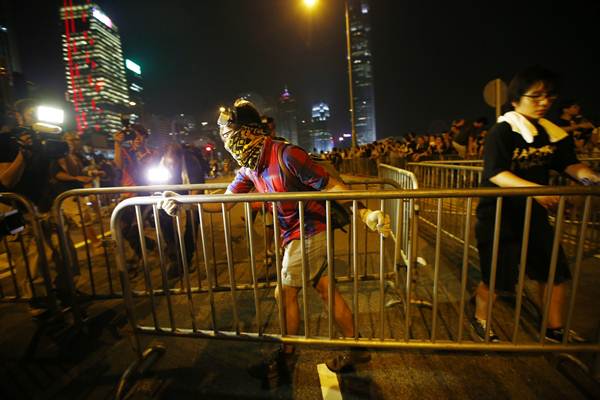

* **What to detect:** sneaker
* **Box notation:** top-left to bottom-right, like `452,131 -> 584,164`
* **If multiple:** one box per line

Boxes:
470,317 -> 500,342
326,348 -> 371,373
545,327 -> 587,344
247,348 -> 296,388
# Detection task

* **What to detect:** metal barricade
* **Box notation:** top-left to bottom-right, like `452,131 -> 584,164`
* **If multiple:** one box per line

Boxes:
0,193 -> 59,312
51,184 -> 229,324
108,185 -> 599,397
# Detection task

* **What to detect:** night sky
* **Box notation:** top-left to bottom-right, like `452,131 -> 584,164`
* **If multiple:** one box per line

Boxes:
7,0 -> 600,139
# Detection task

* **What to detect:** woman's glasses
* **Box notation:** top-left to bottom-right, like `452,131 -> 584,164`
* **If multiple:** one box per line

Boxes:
522,92 -> 558,103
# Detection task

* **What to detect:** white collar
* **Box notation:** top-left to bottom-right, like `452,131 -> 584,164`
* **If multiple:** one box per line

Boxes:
497,111 -> 568,144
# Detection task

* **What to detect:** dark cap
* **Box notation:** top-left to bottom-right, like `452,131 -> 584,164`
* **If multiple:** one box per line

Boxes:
233,99 -> 261,126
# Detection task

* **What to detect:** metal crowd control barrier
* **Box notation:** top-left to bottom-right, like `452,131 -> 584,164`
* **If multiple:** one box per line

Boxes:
50,178 -> 387,324
109,186 -> 599,397
51,184 -> 230,323
0,193 -> 58,313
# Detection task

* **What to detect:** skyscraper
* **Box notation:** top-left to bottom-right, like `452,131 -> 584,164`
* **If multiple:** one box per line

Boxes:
276,86 -> 298,145
348,0 -> 376,144
60,3 -> 129,135
309,101 -> 333,153
124,58 -> 144,123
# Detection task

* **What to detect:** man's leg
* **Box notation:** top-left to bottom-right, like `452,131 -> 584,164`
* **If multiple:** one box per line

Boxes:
314,275 -> 354,337
474,281 -> 496,321
275,284 -> 301,353
539,281 -> 566,329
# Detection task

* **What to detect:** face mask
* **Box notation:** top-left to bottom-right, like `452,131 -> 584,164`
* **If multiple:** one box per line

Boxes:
222,126 -> 267,170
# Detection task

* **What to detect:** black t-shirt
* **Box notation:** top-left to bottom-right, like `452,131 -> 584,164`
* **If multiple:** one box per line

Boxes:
477,121 -> 579,239
0,130 -> 53,212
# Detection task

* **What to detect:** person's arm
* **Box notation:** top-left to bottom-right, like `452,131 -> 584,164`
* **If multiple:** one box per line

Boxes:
0,151 -> 26,189
54,158 -> 93,183
490,170 -> 558,209
0,132 -> 33,189
113,131 -> 125,169
564,163 -> 600,184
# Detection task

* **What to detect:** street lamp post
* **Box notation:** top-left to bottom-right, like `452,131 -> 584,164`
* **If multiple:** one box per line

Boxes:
344,0 -> 357,149
304,0 -> 357,149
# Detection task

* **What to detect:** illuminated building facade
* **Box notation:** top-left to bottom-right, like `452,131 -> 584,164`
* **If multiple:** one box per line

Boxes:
60,3 -> 129,135
276,86 -> 298,145
125,58 -> 144,123
348,0 -> 376,144
309,102 -> 333,153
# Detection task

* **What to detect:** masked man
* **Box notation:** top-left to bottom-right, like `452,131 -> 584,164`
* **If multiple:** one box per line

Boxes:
160,99 -> 390,385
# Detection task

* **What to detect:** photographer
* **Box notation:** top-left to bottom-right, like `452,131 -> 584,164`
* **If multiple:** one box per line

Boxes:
113,121 -> 158,274
114,122 -> 157,187
0,99 -> 73,314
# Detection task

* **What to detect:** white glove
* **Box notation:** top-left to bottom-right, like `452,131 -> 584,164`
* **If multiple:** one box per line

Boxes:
359,208 -> 391,238
156,190 -> 180,216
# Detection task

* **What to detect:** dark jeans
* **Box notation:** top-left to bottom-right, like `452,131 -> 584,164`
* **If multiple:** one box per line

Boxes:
158,208 -> 198,271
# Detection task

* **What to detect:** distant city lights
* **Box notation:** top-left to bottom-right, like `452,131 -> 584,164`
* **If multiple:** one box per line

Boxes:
92,8 -> 113,28
125,59 -> 141,75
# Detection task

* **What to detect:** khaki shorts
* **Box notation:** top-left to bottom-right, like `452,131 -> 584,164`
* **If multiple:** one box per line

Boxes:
281,230 -> 328,287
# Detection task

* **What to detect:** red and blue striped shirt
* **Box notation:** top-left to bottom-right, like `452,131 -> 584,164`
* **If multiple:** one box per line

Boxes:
228,138 -> 329,246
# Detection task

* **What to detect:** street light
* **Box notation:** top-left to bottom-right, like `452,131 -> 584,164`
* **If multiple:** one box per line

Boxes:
304,0 -> 357,149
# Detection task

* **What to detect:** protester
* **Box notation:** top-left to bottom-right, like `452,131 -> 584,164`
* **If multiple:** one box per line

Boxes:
53,131 -> 103,249
555,99 -> 596,152
156,142 -> 206,279
159,98 -> 391,385
473,65 -> 600,342
0,99 -> 75,313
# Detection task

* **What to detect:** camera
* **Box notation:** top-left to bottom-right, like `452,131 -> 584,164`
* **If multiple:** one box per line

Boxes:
120,113 -> 135,140
0,209 -> 25,240
8,125 -> 68,159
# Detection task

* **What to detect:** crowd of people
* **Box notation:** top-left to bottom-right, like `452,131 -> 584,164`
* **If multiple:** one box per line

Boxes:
1,64 -> 600,387
320,102 -> 598,173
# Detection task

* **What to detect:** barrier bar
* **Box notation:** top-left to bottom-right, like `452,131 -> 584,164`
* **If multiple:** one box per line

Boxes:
485,197 -> 503,343
299,201 -> 310,338
352,200 -> 359,339
539,197 -> 566,343
431,198 -> 443,342
379,199 -> 386,340
197,204 -> 217,332
95,194 -> 114,294
135,205 -> 159,330
244,202 -> 262,335
221,203 -> 240,334
152,204 -> 176,332
512,197 -> 533,343
326,200 -> 334,339
563,196 -> 591,343
271,201 -> 286,336
457,197 -> 472,342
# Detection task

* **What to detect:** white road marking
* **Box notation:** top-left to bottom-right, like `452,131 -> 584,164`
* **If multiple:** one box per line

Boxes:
317,363 -> 343,400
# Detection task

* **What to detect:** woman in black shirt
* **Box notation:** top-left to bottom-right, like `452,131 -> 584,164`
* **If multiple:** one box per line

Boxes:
473,66 -> 600,343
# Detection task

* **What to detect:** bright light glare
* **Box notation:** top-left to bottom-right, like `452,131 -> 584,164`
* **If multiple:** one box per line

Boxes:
37,106 -> 64,124
125,59 -> 141,74
303,0 -> 318,8
147,165 -> 171,183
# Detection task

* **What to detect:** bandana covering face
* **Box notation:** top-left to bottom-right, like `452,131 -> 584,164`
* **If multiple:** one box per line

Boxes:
221,125 -> 268,170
